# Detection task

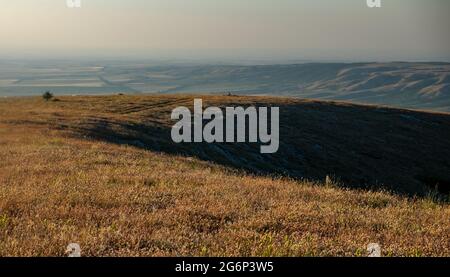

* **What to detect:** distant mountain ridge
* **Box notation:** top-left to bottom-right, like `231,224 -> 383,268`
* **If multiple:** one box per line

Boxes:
147,62 -> 450,112
286,62 -> 450,112
1,61 -> 449,112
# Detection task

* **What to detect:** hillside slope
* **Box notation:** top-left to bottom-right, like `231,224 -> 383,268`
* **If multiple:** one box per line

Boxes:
3,94 -> 448,196
0,95 -> 449,256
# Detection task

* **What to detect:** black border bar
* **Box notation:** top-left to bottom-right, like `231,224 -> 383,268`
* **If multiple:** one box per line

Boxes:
1,257 -> 449,275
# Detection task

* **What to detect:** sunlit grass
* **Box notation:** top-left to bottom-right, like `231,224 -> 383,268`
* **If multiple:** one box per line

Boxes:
0,95 -> 448,257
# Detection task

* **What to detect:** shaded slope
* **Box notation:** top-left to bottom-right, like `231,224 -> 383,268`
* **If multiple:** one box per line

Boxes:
3,95 -> 449,197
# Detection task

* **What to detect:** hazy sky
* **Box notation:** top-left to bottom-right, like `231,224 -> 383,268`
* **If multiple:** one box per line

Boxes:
1,0 -> 449,62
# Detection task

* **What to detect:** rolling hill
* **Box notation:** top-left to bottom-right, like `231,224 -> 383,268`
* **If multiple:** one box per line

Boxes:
0,94 -> 449,256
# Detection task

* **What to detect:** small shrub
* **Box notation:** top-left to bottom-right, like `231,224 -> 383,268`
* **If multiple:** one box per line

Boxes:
42,91 -> 54,101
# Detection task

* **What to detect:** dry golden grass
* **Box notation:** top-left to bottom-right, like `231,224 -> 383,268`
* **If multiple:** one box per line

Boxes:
0,95 -> 449,257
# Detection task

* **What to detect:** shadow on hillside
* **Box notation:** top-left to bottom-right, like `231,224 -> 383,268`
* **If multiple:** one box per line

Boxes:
79,101 -> 450,198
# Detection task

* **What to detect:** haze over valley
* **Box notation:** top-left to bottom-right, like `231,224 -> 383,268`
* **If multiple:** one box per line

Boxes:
1,61 -> 449,112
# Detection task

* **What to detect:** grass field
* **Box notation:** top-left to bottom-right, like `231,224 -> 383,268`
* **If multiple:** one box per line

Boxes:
0,95 -> 449,256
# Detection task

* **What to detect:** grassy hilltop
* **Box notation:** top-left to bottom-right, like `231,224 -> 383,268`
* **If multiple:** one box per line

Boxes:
0,94 -> 449,256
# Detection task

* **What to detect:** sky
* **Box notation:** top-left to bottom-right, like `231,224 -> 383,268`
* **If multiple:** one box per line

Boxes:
0,0 -> 449,62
